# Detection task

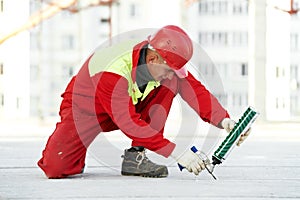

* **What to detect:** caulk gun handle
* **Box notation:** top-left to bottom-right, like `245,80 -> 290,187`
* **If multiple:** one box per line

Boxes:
177,146 -> 198,171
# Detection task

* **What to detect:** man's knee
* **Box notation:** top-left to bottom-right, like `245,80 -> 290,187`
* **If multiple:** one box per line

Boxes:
37,154 -> 84,179
37,157 -> 65,178
43,168 -> 67,179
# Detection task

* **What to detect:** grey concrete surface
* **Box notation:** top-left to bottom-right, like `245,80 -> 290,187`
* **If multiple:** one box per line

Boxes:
0,123 -> 300,199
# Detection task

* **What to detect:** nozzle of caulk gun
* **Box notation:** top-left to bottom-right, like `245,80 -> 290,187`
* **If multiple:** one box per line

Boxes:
177,146 -> 217,180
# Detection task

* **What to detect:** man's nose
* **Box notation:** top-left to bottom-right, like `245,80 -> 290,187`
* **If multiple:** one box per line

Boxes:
167,72 -> 174,80
162,74 -> 168,79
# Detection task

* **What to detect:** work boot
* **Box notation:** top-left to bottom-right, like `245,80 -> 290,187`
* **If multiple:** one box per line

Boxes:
121,147 -> 168,178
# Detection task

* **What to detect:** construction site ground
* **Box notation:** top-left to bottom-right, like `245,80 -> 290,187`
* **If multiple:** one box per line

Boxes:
0,119 -> 300,200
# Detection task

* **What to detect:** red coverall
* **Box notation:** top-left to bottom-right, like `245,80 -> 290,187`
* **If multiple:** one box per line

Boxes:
37,40 -> 229,178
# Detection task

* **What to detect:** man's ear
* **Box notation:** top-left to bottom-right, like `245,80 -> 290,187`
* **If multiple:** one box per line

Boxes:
146,50 -> 158,64
146,54 -> 155,64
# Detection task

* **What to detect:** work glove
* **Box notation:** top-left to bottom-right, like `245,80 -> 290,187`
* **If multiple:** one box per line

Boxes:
171,147 -> 205,175
221,118 -> 236,133
221,118 -> 251,146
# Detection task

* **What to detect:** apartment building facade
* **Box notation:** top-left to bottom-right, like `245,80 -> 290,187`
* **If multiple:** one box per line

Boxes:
0,0 -> 30,120
1,0 -> 300,121
186,0 -> 250,118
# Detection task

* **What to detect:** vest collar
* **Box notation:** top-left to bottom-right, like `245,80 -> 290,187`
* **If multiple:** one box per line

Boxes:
131,40 -> 149,83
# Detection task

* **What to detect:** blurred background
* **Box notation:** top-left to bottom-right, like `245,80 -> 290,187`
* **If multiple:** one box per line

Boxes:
0,0 -> 300,137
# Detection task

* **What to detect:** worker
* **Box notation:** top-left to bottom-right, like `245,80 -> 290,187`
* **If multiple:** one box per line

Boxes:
37,25 -> 250,179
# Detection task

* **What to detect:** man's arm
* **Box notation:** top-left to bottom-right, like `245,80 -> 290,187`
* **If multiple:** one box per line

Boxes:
178,72 -> 230,127
93,72 -> 175,157
179,72 -> 250,146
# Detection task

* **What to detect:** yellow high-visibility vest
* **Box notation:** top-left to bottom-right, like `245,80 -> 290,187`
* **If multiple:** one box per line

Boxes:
88,40 -> 160,105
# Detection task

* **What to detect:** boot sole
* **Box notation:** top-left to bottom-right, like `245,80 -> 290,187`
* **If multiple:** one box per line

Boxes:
121,171 -> 168,178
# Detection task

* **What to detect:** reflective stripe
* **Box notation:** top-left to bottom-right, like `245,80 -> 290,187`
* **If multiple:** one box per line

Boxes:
141,81 -> 160,101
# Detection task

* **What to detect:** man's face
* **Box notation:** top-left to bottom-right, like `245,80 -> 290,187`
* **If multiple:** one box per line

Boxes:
146,51 -> 175,82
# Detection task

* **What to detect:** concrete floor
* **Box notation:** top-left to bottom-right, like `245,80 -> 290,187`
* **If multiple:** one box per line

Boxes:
0,122 -> 300,200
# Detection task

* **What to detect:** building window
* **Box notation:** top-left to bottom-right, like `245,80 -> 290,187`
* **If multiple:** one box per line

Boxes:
232,93 -> 236,106
290,96 -> 299,116
62,65 -> 74,78
198,32 -> 204,45
199,1 -> 228,15
62,65 -> 68,78
30,0 -> 40,14
1,0 -> 3,13
242,32 -> 248,46
203,64 -> 209,76
276,97 -> 285,109
241,63 -> 248,76
0,62 -> 3,75
290,64 -> 298,80
129,4 -> 136,17
232,1 -> 248,15
276,66 -> 280,78
198,2 -> 204,14
291,33 -> 298,51
220,1 -> 228,14
216,93 -> 228,106
290,64 -> 299,90
62,35 -> 75,49
276,66 -> 285,78
69,67 -> 74,77
216,63 -> 228,78
293,1 -> 299,18
30,33 -> 40,50
30,65 -> 38,81
198,33 -> 201,44
0,94 -> 3,106
61,10 -> 73,18
219,32 -> 228,45
238,94 -> 242,106
199,32 -> 228,46
232,32 -> 248,46
16,97 -> 20,109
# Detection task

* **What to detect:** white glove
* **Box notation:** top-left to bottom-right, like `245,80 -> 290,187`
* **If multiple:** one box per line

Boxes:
221,118 -> 236,133
171,148 -> 205,175
221,118 -> 251,146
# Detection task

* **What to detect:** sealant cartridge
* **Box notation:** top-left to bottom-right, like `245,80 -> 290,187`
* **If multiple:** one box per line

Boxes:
211,106 -> 260,169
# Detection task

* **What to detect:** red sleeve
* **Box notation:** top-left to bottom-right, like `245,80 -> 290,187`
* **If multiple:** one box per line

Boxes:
93,72 -> 175,157
178,72 -> 230,128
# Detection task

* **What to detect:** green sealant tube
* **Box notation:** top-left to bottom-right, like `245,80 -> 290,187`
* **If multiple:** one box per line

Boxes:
212,106 -> 259,167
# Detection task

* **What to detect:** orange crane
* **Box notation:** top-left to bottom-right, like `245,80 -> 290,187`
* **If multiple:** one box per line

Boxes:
185,0 -> 300,15
274,0 -> 299,15
0,0 -> 114,45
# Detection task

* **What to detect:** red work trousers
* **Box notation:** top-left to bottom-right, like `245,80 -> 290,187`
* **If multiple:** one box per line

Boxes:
37,79 -> 177,178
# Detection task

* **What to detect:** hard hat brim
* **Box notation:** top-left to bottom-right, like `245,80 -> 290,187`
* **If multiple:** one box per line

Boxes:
174,65 -> 188,78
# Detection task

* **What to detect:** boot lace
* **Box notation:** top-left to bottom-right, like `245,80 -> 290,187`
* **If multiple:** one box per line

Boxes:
136,150 -> 149,168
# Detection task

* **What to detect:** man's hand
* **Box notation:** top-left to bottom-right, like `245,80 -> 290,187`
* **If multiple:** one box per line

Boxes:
221,118 -> 236,133
221,118 -> 251,146
171,149 -> 205,175
236,128 -> 251,146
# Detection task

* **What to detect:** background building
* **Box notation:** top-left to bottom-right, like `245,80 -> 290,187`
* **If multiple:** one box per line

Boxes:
186,0 -> 249,118
290,1 -> 300,118
0,0 -> 30,120
29,1 -> 113,118
1,0 -> 300,122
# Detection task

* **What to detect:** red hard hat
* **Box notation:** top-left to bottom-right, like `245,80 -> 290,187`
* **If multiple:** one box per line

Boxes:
147,25 -> 193,78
